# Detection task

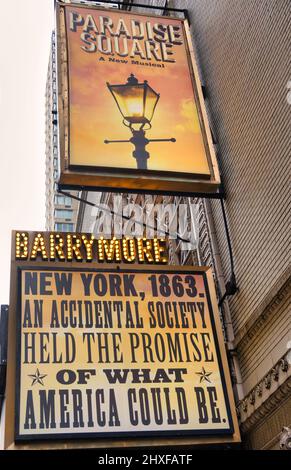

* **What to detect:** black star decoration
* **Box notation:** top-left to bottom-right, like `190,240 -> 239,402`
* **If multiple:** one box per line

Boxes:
28,368 -> 47,386
195,367 -> 212,383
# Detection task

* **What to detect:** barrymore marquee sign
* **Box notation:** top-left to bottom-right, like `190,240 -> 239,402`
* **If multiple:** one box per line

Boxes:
4,231 -> 240,448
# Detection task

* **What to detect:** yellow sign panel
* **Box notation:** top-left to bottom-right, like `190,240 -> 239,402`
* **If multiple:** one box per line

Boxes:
16,267 -> 233,440
57,2 -> 220,194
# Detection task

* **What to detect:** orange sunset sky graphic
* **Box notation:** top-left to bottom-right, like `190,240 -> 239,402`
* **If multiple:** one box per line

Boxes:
66,7 -> 211,175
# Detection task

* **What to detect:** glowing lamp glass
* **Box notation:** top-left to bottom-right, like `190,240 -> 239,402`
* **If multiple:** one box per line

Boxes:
107,74 -> 160,127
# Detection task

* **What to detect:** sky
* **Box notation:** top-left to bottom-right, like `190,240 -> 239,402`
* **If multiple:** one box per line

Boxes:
0,0 -> 54,305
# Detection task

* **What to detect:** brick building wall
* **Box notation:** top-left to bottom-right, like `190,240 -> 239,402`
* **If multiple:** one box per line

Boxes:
172,0 -> 291,448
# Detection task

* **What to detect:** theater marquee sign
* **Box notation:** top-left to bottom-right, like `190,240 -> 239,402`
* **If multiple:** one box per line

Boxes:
56,1 -> 221,195
4,231 -> 240,448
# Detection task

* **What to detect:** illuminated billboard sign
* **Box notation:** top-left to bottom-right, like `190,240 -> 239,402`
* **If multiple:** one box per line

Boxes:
3,232 -> 240,448
56,1 -> 220,195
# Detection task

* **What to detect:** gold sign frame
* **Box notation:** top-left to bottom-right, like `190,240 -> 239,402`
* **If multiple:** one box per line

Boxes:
56,1 -> 221,195
4,231 -> 240,449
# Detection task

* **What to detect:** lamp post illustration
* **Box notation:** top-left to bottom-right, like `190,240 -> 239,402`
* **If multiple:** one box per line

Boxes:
104,74 -> 176,170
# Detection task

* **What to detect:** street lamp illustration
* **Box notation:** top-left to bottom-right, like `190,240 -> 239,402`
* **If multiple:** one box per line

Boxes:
104,74 -> 176,170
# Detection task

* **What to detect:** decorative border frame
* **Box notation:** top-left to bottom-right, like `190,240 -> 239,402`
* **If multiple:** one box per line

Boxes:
15,266 -> 233,441
56,1 -> 221,195
4,231 -> 240,449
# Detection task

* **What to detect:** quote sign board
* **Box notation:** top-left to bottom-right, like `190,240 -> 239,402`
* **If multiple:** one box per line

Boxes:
17,268 -> 234,440
5,231 -> 240,448
56,1 -> 221,195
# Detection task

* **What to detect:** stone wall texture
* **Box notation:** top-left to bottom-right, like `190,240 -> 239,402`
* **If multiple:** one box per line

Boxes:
172,0 -> 291,448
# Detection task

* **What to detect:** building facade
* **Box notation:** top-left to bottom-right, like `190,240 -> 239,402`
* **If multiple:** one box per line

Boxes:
45,31 -> 79,232
45,0 -> 290,450
171,0 -> 291,449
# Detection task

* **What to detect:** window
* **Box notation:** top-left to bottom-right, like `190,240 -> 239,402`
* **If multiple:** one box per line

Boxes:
55,195 -> 64,205
54,223 -> 74,232
55,209 -> 73,219
54,195 -> 72,206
